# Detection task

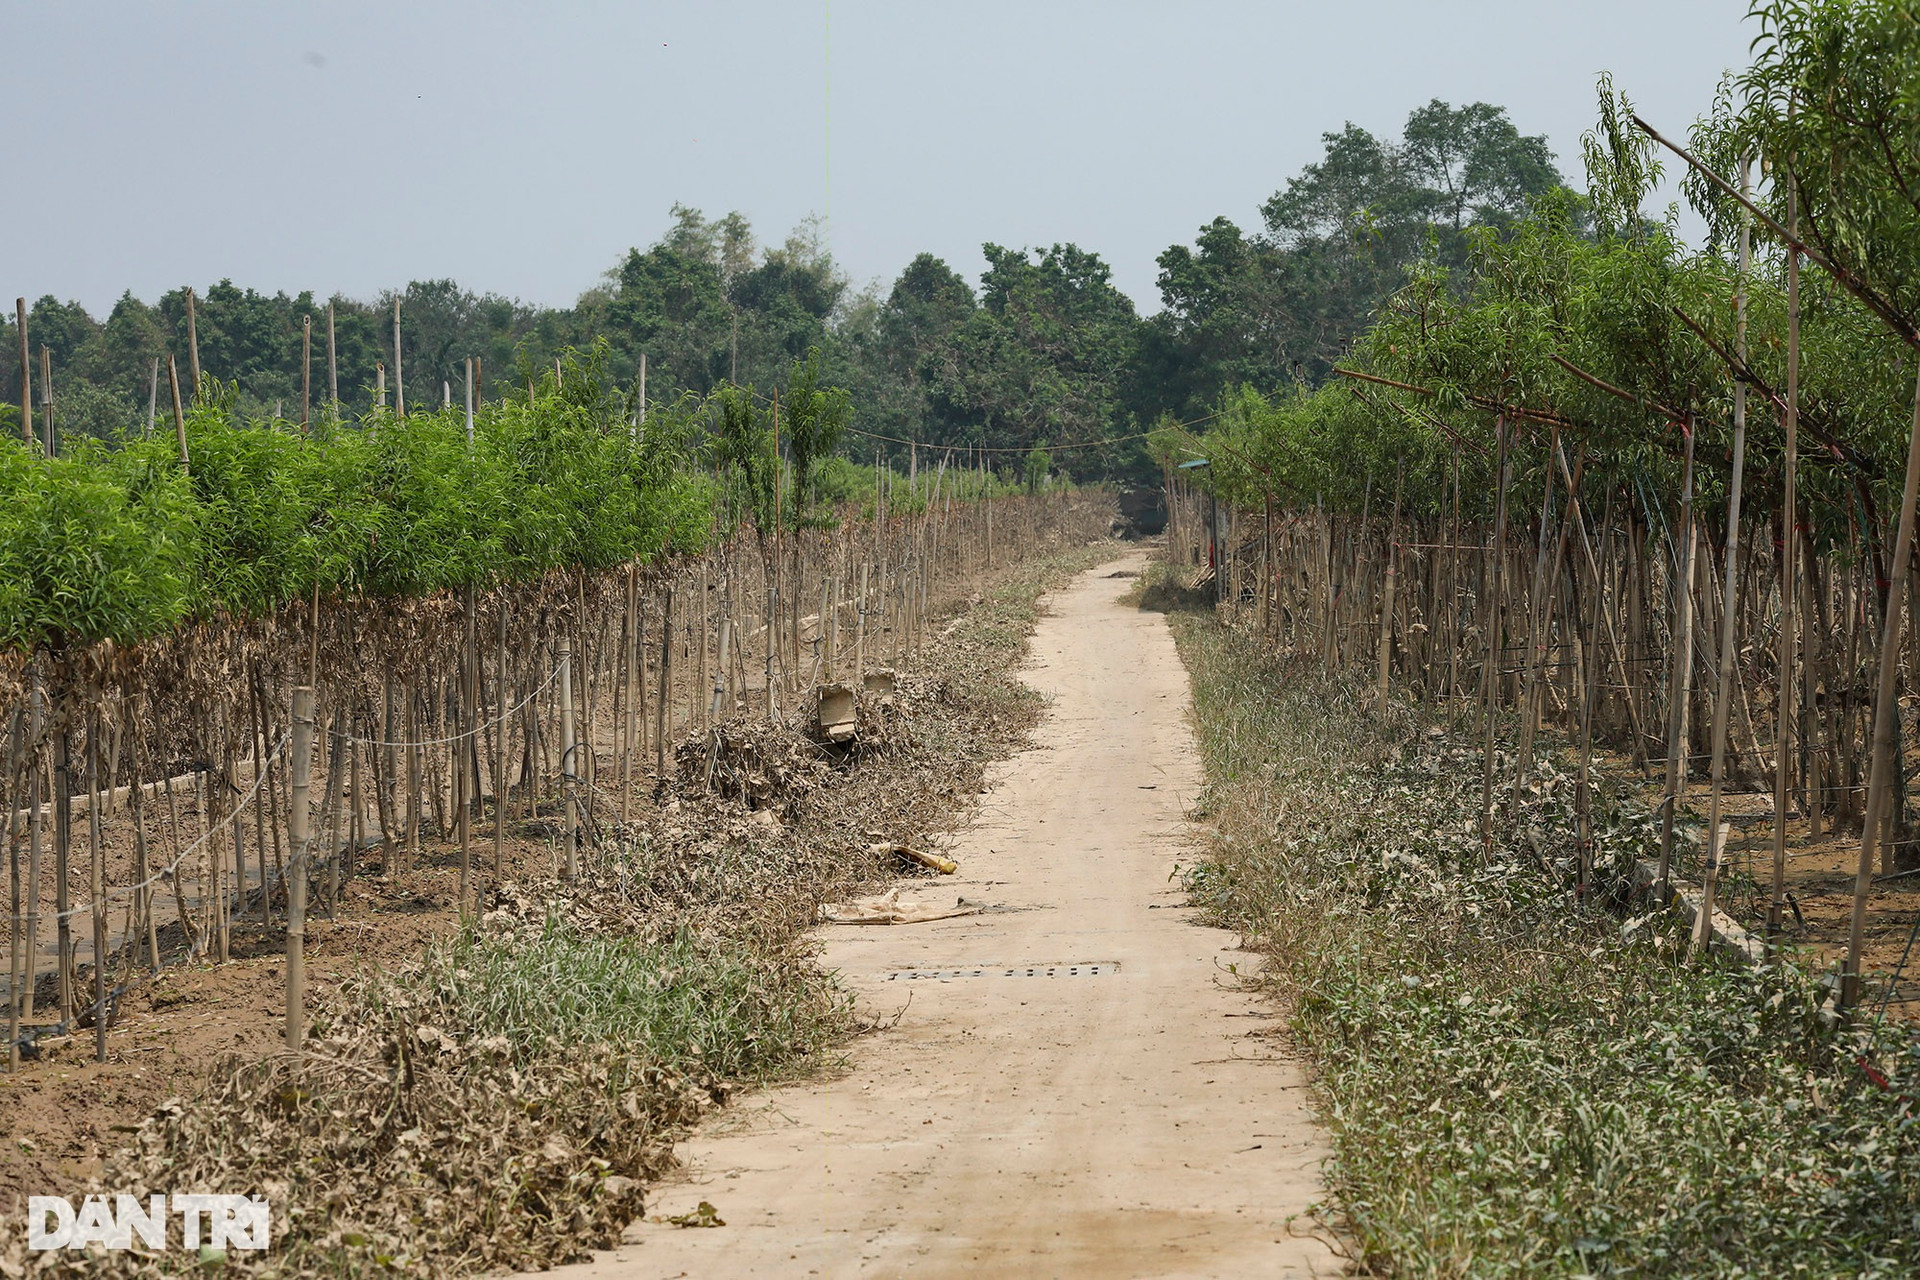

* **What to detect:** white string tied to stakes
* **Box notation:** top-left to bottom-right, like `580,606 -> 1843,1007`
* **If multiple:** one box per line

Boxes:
340,657 -> 566,749
8,730 -> 293,928
8,653 -> 567,929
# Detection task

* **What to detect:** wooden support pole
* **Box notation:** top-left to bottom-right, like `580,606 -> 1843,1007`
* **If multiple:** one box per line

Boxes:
458,587 -> 475,909
21,689 -> 43,1026
494,598 -> 507,874
855,562 -> 869,678
184,287 -> 201,398
1478,416 -> 1512,856
1845,362 -> 1920,1008
622,565 -> 638,825
326,302 -> 338,407
709,618 -> 732,721
86,716 -> 106,1062
1514,429 -> 1561,791
392,298 -> 404,418
1696,186 -> 1753,951
1375,463 -> 1404,708
285,687 -> 314,1054
1657,421 -> 1700,895
39,346 -> 53,458
6,712 -> 23,1071
1576,492 -> 1617,893
13,299 -> 29,448
301,316 -> 312,430
52,730 -> 71,1021
558,632 -> 577,880
655,587 -> 673,792
168,356 -> 189,475
698,564 -> 712,727
1772,169 -> 1802,941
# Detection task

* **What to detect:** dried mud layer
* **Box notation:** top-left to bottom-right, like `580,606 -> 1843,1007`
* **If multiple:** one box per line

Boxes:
1611,773 -> 1920,1021
1682,797 -> 1920,1018
0,528 -> 1120,1277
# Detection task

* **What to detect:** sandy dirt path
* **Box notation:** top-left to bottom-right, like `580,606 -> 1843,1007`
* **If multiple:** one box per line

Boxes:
553,553 -> 1339,1278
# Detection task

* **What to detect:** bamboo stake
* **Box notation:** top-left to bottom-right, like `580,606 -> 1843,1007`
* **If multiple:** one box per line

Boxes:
248,674 -> 278,924
1443,458 -> 1462,699
286,687 -> 313,1053
185,287 -> 201,397
6,712 -> 23,1069
621,565 -> 637,825
458,588 -> 474,909
1514,430 -> 1561,789
1844,361 -> 1920,1009
1478,416 -> 1512,856
1263,489 -> 1275,644
1375,463 -> 1404,707
763,547 -> 777,719
855,562 -> 869,678
392,298 -> 404,418
130,706 -> 158,964
1773,165 -> 1803,940
14,299 -> 29,447
815,574 -> 832,686
53,729 -> 71,1021
316,725 -> 342,923
708,619 -> 733,723
655,587 -> 673,792
227,731 -> 249,927
140,360 -> 155,441
84,713 -> 108,1060
698,565 -> 711,727
494,599 -> 507,873
168,356 -> 189,475
634,598 -> 650,769
326,302 -> 338,407
301,316 -> 312,430
1576,491 -> 1617,894
1657,422 -> 1700,895
1696,186 -> 1753,952
39,346 -> 53,458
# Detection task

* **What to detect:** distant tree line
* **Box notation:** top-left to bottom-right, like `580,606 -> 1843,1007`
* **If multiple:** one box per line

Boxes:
0,100 -> 1565,481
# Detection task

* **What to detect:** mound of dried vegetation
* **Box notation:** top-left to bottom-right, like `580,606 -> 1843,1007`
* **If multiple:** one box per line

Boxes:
1165,593 -> 1920,1279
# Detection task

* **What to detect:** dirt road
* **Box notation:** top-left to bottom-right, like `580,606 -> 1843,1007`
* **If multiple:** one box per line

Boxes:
557,553 -> 1339,1277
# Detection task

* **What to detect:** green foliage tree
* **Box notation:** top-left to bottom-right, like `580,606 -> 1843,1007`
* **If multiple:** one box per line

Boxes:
1024,444 -> 1051,493
1146,101 -> 1568,423
709,382 -> 778,536
781,347 -> 850,525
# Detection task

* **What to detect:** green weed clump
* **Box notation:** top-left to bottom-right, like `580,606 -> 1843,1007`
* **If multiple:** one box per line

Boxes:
392,914 -> 851,1085
1170,609 -> 1920,1279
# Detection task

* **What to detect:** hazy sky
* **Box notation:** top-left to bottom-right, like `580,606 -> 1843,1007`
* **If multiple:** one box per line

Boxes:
8,2 -> 1755,318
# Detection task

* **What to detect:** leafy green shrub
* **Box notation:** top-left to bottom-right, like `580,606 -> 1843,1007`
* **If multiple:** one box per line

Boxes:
0,359 -> 718,650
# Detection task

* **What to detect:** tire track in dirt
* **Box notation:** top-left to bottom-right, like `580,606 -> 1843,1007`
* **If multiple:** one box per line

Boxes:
547,552 -> 1340,1277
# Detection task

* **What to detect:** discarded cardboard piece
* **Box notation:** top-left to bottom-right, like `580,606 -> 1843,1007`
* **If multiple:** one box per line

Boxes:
817,684 -> 857,742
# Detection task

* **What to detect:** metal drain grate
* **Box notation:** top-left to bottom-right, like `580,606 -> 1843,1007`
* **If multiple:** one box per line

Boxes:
883,962 -> 1120,982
